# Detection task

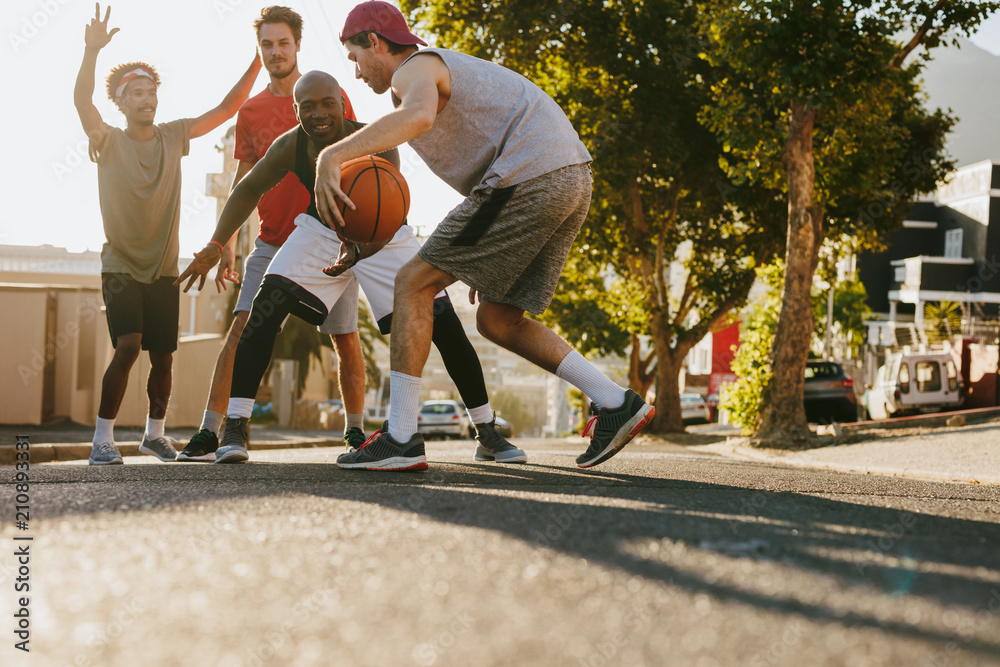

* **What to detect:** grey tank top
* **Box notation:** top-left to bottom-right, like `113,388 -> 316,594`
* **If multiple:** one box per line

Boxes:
399,48 -> 592,196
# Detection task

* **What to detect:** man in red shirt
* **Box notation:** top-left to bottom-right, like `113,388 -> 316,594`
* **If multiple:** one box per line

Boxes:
178,5 -> 365,461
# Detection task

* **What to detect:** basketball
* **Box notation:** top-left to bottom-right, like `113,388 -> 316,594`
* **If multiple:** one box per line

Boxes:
337,156 -> 410,244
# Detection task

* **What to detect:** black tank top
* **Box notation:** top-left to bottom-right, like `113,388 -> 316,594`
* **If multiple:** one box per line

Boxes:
293,126 -> 323,223
292,121 -> 406,231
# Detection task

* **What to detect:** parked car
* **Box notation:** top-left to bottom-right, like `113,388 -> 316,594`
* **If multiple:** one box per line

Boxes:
680,393 -> 709,424
803,361 -> 858,424
863,351 -> 964,420
493,415 -> 514,438
417,400 -> 471,439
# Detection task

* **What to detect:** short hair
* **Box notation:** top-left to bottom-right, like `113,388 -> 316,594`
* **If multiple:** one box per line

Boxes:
105,61 -> 160,102
344,30 -> 412,55
253,6 -> 303,43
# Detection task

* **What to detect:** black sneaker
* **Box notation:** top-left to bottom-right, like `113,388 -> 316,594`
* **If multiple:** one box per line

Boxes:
576,390 -> 655,468
343,427 -> 366,453
215,417 -> 250,464
474,417 -> 527,463
177,428 -> 219,462
337,421 -> 428,471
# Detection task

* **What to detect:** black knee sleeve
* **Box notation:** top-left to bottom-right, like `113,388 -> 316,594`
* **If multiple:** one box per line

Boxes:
231,284 -> 295,399
432,307 -> 489,410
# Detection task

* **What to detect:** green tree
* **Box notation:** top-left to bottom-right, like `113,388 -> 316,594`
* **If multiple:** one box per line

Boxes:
403,0 -> 783,432
812,277 -> 871,360
699,0 -> 987,446
723,263 -> 782,435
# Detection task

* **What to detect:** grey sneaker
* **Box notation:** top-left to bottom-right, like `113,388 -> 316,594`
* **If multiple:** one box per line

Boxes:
215,417 -> 250,464
576,390 -> 655,468
474,418 -> 527,463
89,441 -> 123,466
139,435 -> 179,462
337,421 -> 427,471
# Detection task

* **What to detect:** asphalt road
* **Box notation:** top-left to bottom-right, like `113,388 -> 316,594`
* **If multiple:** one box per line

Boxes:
2,437 -> 999,667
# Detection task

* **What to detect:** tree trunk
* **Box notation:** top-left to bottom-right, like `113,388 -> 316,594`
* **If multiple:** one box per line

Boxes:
628,333 -> 655,401
650,318 -> 690,433
753,101 -> 823,447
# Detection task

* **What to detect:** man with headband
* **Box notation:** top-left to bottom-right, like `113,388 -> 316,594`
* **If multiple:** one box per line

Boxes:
73,3 -> 262,465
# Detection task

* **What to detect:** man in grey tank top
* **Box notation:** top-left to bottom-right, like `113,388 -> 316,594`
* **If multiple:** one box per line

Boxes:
317,0 -> 655,471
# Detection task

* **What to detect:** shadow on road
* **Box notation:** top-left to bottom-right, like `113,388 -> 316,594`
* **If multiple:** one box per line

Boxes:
18,458 -> 1000,659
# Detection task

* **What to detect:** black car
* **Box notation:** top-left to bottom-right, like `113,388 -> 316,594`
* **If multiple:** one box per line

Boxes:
804,361 -> 858,424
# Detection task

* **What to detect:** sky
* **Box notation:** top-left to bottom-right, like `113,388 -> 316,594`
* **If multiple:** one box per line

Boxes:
0,0 -> 463,256
3,1 -> 1000,257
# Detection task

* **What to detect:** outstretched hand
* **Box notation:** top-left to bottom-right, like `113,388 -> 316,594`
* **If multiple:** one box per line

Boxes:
85,3 -> 119,50
174,246 -> 223,293
214,245 -> 240,292
314,149 -> 355,234
322,242 -> 359,277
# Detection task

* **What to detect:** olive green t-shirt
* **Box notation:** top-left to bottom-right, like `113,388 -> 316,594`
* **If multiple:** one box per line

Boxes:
93,119 -> 190,283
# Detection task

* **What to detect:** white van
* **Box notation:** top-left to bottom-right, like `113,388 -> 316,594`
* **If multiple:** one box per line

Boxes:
864,351 -> 964,420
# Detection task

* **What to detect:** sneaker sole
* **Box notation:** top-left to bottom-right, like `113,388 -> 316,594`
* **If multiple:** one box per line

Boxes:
474,450 -> 528,463
88,458 -> 123,465
338,456 -> 428,471
215,450 -> 249,464
138,444 -> 178,462
177,452 -> 217,462
577,405 -> 655,469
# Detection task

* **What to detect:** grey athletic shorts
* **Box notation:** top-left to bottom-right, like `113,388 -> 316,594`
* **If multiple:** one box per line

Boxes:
237,237 -> 359,335
418,163 -> 591,315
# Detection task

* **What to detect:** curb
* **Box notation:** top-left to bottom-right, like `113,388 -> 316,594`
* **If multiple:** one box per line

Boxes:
701,442 -> 1000,486
0,438 -> 339,466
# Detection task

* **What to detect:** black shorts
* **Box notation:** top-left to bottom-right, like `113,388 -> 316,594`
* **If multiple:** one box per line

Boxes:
101,273 -> 179,353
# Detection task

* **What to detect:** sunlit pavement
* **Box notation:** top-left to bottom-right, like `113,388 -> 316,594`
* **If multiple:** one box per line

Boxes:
2,438 -> 999,667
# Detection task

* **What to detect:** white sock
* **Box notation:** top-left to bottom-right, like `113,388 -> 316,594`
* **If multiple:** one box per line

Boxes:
388,371 -> 422,442
555,350 -> 627,410
145,416 -> 165,440
94,417 -> 115,445
346,413 -> 364,431
467,403 -> 494,425
200,410 -> 225,436
227,398 -> 255,420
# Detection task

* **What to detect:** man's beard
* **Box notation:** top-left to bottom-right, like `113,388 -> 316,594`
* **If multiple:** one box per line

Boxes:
267,56 -> 297,79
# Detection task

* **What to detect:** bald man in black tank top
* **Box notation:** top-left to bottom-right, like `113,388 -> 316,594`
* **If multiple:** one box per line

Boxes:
176,71 -> 525,466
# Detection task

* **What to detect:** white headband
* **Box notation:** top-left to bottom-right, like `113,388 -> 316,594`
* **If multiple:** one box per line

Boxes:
115,68 -> 155,100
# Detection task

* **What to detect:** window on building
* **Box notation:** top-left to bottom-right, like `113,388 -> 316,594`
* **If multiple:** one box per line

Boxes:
944,229 -> 963,259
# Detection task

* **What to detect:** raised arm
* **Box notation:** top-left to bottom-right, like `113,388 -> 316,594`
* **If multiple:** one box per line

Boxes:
74,3 -> 119,154
314,54 -> 444,230
187,53 -> 263,139
174,131 -> 295,292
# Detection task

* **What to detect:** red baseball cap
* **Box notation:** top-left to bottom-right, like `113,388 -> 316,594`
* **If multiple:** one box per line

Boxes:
340,1 -> 428,47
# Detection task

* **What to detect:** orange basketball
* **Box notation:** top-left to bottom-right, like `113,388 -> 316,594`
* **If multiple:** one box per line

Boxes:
337,156 -> 409,244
